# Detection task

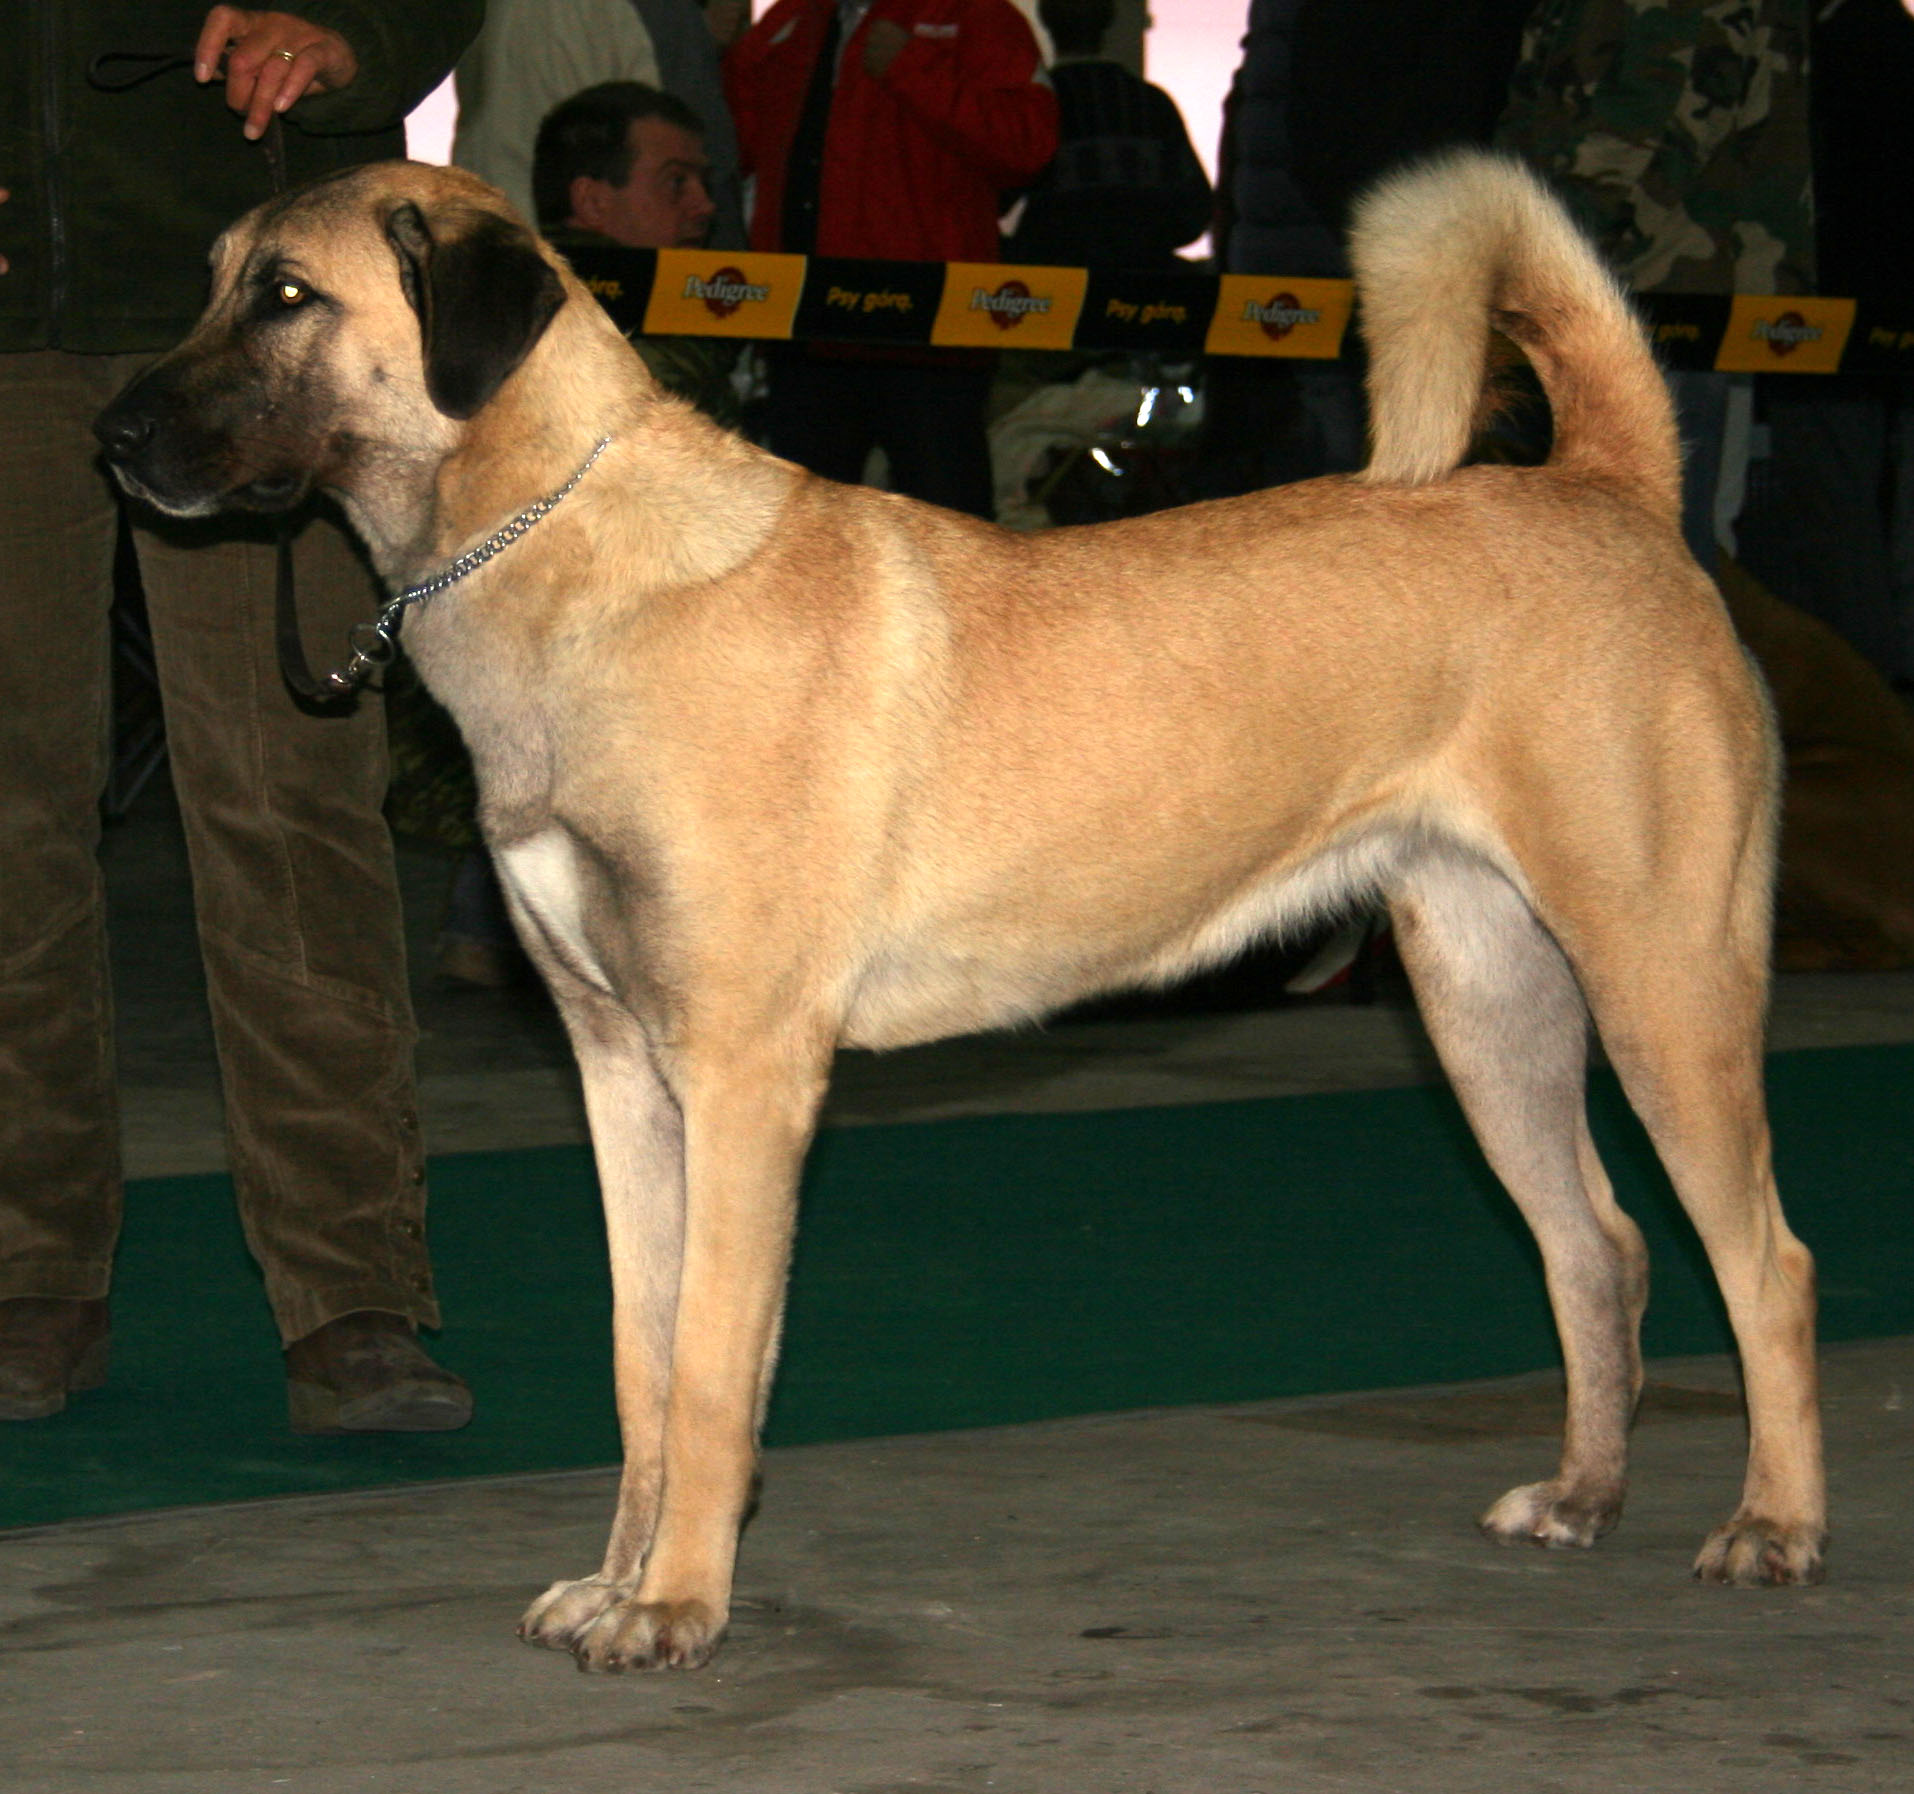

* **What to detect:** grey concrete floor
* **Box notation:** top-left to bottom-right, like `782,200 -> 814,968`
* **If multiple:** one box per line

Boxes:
3,778 -> 1912,1791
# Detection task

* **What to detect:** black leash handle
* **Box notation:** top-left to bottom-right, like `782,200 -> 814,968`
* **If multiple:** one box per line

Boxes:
88,47 -> 291,195
86,50 -> 197,91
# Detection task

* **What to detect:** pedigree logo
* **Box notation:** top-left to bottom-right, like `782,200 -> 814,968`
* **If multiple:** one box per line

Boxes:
969,280 -> 1052,328
1715,296 -> 1853,374
1207,276 -> 1352,359
684,268 -> 771,319
1751,312 -> 1821,356
1242,291 -> 1323,341
933,262 -> 1085,349
644,249 -> 806,340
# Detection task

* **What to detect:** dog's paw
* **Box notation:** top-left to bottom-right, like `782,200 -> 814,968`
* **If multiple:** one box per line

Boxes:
571,1597 -> 726,1673
1479,1479 -> 1621,1551
1693,1517 -> 1827,1587
517,1574 -> 628,1652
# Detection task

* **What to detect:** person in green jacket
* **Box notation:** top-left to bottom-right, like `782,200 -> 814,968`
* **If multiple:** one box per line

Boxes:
0,4 -> 482,1434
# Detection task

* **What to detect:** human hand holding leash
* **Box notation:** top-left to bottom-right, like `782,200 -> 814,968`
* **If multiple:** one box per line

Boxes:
194,7 -> 359,140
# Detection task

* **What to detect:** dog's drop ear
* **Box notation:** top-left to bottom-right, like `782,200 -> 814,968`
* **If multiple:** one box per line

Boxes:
386,200 -> 433,321
385,201 -> 566,420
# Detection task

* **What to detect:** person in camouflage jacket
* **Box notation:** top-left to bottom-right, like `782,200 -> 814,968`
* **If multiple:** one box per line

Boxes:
1496,0 -> 1815,295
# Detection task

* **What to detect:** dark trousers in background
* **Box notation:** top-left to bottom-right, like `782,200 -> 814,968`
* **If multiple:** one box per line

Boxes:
0,350 -> 437,1345
1737,376 -> 1912,685
764,350 -> 997,520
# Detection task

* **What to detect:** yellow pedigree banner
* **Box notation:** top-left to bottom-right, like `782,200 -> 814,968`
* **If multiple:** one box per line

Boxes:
1206,276 -> 1354,359
644,250 -> 806,340
1714,296 -> 1855,374
931,263 -> 1089,350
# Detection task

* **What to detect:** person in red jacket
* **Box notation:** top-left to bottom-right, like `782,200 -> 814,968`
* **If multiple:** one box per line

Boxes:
726,0 -> 1057,516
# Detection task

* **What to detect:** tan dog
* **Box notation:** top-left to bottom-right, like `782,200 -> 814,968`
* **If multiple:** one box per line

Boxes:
94,151 -> 1826,1672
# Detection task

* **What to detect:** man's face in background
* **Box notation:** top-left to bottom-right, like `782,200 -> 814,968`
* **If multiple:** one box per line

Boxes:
569,117 -> 717,249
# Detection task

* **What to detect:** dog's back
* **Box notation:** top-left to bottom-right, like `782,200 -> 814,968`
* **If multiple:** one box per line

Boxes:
1348,151 -> 1682,527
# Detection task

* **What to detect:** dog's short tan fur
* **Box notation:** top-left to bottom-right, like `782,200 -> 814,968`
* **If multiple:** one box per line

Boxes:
99,152 -> 1826,1671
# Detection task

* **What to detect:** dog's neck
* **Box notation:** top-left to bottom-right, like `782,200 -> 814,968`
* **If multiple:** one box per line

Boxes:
331,290 -> 628,586
339,278 -> 794,617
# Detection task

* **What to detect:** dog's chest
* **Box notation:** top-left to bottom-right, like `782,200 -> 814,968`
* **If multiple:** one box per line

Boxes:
402,611 -> 563,821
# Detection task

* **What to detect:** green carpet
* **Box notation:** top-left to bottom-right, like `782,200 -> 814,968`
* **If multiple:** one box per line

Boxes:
5,1042 -> 1911,1531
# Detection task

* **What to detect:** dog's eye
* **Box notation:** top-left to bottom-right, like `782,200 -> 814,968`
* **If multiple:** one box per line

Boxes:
276,280 -> 309,308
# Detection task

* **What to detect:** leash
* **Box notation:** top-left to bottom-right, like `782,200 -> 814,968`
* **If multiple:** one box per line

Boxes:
88,49 -> 292,190
87,50 -> 197,88
281,438 -> 616,700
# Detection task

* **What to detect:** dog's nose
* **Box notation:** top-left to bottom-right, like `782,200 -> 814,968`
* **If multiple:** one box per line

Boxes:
92,401 -> 156,463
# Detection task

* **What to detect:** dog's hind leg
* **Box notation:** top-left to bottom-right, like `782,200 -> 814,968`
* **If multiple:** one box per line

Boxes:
1575,911 -> 1826,1586
1389,848 -> 1650,1548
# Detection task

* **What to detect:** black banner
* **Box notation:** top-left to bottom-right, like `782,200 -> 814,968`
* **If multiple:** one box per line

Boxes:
554,242 -> 1914,373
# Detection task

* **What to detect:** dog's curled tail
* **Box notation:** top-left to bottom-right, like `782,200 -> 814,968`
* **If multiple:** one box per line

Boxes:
1349,150 -> 1680,522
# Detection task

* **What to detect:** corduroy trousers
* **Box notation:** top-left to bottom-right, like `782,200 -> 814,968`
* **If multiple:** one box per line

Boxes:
0,350 -> 439,1345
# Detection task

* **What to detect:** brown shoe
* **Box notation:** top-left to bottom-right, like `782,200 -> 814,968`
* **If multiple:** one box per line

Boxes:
284,1311 -> 473,1434
0,1298 -> 111,1421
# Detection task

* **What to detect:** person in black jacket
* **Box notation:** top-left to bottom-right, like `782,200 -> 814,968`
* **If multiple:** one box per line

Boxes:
1005,0 -> 1212,270
0,3 -> 481,1432
1205,0 -> 1532,493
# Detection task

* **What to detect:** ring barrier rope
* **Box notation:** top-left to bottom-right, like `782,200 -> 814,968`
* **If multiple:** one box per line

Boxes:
560,244 -> 1914,376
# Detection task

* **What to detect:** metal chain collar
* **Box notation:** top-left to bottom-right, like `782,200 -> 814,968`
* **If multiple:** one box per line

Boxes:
318,435 -> 614,697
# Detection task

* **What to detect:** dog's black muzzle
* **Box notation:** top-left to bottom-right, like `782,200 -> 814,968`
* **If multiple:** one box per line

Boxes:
93,362 -> 311,517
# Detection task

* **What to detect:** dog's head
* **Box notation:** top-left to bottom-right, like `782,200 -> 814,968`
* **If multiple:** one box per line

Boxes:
94,162 -> 566,517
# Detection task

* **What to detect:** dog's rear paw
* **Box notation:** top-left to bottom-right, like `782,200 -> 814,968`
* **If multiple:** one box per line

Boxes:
1480,1480 -> 1621,1551
1693,1517 -> 1827,1587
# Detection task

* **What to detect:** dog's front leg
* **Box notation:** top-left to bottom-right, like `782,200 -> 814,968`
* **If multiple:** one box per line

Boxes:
517,1025 -> 687,1655
566,1033 -> 828,1672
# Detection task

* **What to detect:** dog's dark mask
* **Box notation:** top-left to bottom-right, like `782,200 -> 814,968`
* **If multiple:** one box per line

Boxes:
385,202 -> 566,420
